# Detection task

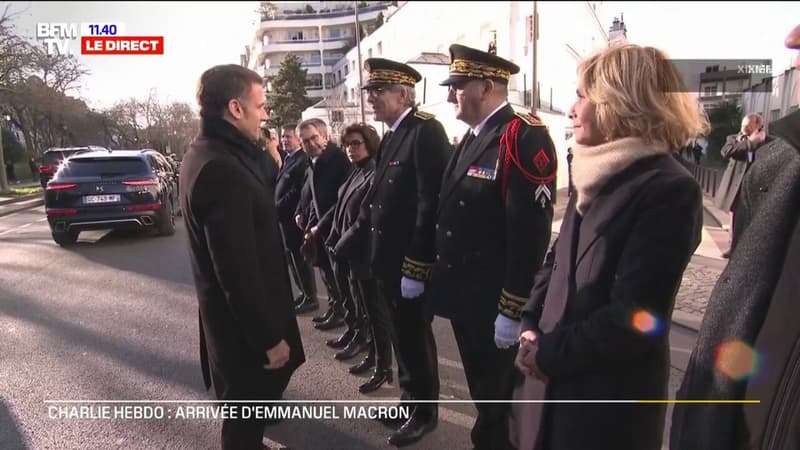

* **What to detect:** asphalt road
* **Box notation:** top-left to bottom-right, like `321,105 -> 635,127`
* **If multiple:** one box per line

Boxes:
0,205 -> 698,450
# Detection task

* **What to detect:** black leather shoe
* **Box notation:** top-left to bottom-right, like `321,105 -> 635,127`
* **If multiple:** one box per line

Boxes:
295,298 -> 319,314
315,314 -> 345,330
335,335 -> 368,360
349,353 -> 375,374
387,413 -> 437,447
359,368 -> 392,393
373,404 -> 409,428
327,329 -> 355,349
312,302 -> 334,323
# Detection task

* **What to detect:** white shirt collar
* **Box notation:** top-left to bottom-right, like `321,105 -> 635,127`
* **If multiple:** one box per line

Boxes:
390,107 -> 413,132
472,101 -> 509,136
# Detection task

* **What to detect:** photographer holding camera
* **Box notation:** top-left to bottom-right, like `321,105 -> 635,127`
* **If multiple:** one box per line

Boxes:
713,113 -> 772,257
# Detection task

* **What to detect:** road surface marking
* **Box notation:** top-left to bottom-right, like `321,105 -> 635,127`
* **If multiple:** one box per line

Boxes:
0,217 -> 48,236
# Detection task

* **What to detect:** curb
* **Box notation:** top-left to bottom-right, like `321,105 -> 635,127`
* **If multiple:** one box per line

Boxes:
702,194 -> 730,230
0,198 -> 44,218
0,192 -> 43,207
671,310 -> 702,332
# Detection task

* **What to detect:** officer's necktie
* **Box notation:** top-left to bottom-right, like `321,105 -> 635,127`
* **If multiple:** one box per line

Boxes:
376,130 -> 393,164
456,131 -> 475,166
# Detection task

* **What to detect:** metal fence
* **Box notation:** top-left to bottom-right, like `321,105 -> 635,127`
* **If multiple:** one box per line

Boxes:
681,160 -> 724,198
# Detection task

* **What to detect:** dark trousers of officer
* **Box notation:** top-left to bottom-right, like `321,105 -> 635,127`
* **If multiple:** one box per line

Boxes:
280,223 -> 317,302
351,276 -> 394,370
331,257 -> 357,330
451,315 -> 518,450
376,275 -> 439,420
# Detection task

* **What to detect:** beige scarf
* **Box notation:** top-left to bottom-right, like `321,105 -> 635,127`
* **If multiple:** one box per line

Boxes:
571,137 -> 672,214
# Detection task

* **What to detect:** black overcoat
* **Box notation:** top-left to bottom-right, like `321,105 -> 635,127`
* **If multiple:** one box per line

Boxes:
180,117 -> 305,399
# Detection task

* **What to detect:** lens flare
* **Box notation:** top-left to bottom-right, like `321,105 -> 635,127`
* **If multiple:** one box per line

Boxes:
715,340 -> 759,380
632,310 -> 661,335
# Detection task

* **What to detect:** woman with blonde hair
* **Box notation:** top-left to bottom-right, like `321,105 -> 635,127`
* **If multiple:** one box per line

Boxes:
511,43 -> 709,450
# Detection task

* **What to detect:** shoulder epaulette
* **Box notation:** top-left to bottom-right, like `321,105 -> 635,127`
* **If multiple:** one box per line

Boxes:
514,111 -> 546,127
414,110 -> 435,120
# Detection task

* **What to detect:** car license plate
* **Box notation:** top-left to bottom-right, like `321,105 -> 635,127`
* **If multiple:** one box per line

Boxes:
84,194 -> 120,204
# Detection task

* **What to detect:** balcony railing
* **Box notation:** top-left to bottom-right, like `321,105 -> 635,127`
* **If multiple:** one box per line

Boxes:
272,38 -> 320,44
261,2 -> 391,21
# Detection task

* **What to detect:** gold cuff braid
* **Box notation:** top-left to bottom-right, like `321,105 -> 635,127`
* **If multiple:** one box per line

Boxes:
498,289 -> 528,319
401,257 -> 432,282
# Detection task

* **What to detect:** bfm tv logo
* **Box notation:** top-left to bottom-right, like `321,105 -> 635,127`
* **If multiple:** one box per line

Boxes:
36,23 -> 164,56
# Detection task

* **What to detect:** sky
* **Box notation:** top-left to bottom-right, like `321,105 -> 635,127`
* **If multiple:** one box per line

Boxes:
603,1 -> 800,73
6,1 -> 260,109
4,1 -> 799,112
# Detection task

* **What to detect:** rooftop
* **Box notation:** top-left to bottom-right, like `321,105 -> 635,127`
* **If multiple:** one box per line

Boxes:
407,52 -> 450,65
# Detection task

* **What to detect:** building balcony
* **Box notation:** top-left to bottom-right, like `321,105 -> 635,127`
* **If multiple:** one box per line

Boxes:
261,2 -> 391,22
261,40 -> 321,53
306,86 -> 328,98
259,36 -> 354,55
699,92 -> 743,101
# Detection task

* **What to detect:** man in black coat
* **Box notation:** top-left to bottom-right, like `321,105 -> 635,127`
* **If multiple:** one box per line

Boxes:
671,24 -> 800,450
275,124 -> 317,309
360,58 -> 451,446
295,118 -> 353,328
430,44 -> 557,450
179,64 -> 305,450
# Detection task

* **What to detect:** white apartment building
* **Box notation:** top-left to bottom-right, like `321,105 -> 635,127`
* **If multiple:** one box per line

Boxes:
741,67 -> 798,127
299,1 -> 616,192
248,1 -> 393,103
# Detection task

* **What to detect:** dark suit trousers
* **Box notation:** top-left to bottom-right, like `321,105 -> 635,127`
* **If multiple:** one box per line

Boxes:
280,223 -> 317,301
451,316 -> 518,450
352,276 -> 394,370
331,256 -> 356,329
317,248 -> 341,310
376,275 -> 439,419
213,366 -> 283,450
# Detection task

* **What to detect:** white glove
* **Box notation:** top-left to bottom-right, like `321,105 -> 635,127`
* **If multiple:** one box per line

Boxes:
400,276 -> 425,299
494,314 -> 521,349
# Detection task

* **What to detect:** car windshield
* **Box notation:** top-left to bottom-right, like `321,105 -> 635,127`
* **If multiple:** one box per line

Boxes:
57,158 -> 151,178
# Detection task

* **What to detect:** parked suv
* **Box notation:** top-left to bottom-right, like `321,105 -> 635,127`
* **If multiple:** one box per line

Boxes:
39,146 -> 108,188
44,149 -> 179,246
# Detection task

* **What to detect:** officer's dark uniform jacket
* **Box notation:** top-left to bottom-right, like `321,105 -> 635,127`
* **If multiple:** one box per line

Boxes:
429,104 -> 557,322
364,108 -> 451,282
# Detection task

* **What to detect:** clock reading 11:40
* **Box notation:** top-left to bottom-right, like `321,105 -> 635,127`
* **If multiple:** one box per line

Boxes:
80,23 -> 126,36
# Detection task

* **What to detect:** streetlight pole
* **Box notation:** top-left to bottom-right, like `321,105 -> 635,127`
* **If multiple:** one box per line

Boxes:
0,112 -> 9,192
354,1 -> 366,123
531,0 -> 539,115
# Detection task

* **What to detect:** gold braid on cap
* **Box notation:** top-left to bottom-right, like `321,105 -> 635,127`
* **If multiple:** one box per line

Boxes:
369,69 -> 417,86
450,58 -> 511,81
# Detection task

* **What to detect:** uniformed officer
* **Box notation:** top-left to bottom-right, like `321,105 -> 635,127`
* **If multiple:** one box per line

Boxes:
429,44 -> 557,450
360,57 -> 451,447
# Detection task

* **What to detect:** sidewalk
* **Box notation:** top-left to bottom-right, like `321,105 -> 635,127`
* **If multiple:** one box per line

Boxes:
0,181 -> 44,217
551,188 -> 725,332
